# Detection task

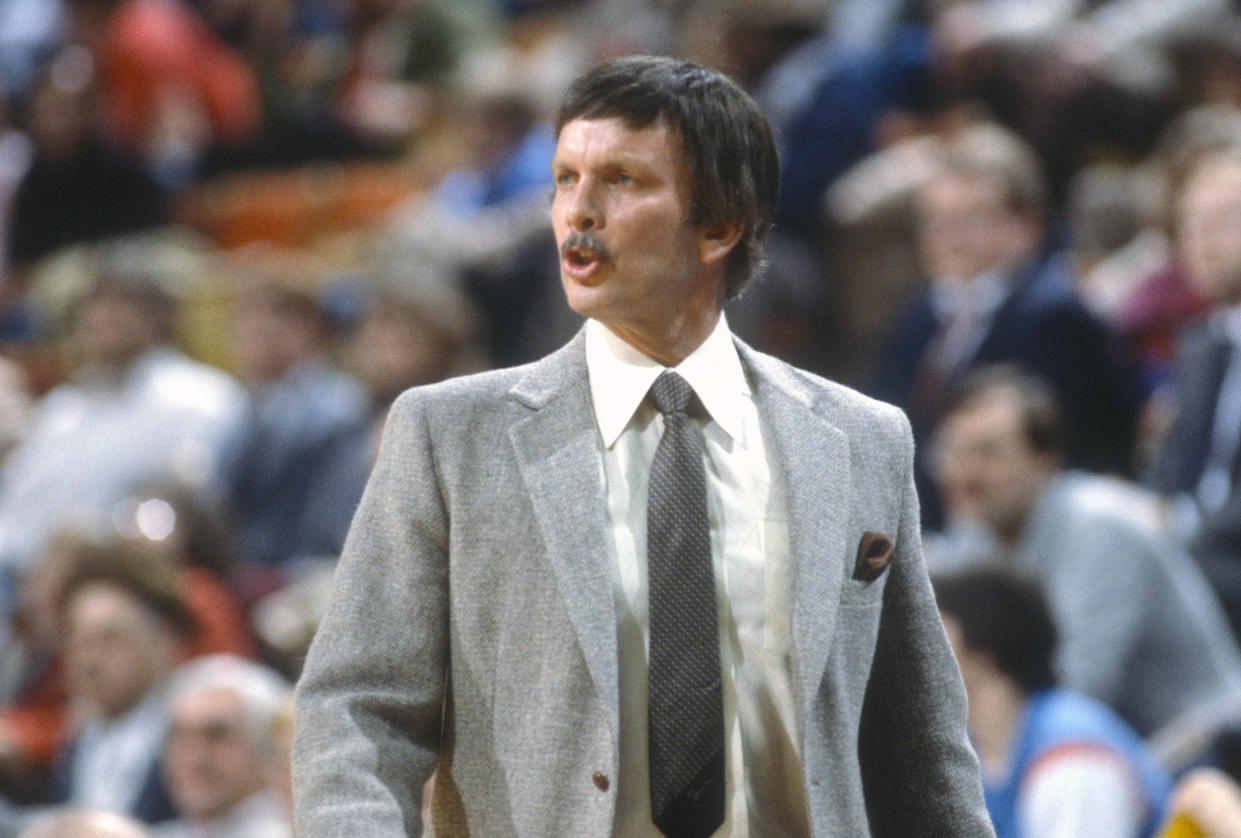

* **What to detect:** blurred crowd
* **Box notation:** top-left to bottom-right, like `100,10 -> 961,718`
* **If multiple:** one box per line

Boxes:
0,0 -> 1239,834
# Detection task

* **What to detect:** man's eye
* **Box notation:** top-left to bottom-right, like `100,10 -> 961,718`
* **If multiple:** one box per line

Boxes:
555,172 -> 574,187
616,173 -> 635,186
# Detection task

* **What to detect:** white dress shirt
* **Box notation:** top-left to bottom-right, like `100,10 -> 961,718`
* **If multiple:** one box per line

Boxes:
585,315 -> 808,837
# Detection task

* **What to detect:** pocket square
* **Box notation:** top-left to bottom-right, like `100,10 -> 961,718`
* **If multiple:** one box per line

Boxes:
854,531 -> 893,582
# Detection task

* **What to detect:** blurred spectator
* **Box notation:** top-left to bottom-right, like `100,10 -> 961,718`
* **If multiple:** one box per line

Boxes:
237,261 -> 483,676
1146,145 -> 1241,638
222,255 -> 368,589
41,542 -> 195,825
181,0 -> 353,167
110,486 -> 255,660
18,808 -> 152,838
819,103 -> 977,383
678,0 -> 939,378
430,90 -> 552,220
0,255 -> 248,588
934,566 -> 1171,838
1063,160 -> 1205,394
929,365 -> 1241,763
725,0 -> 932,248
331,0 -> 461,153
156,655 -> 290,838
930,0 -> 1230,193
62,0 -> 261,187
703,0 -> 851,374
0,522 -> 253,805
7,48 -> 166,276
0,534 -> 81,802
869,122 -> 1145,529
346,258 -> 483,432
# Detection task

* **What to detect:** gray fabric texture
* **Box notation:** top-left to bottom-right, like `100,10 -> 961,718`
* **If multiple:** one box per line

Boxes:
292,328 -> 995,837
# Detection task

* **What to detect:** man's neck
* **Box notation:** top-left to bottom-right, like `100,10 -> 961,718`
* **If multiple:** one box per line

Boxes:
969,677 -> 1027,780
602,310 -> 722,367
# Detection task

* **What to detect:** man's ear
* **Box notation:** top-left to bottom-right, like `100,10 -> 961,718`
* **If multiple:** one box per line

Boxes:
697,222 -> 744,265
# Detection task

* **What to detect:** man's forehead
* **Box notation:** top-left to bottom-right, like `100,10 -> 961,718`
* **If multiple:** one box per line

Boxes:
946,393 -> 1024,439
555,116 -> 681,155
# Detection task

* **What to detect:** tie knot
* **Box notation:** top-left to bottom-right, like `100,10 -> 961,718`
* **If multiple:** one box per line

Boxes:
649,370 -> 693,417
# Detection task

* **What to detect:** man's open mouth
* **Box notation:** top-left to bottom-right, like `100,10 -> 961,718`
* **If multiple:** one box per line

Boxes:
567,247 -> 598,267
562,233 -> 609,269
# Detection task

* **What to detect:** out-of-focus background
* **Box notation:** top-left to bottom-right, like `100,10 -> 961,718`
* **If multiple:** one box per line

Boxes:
0,0 -> 1238,835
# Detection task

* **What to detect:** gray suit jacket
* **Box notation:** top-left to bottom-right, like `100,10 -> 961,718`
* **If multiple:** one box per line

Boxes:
292,330 -> 993,836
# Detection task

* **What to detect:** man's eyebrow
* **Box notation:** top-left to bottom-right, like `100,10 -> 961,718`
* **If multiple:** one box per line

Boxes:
554,150 -> 655,170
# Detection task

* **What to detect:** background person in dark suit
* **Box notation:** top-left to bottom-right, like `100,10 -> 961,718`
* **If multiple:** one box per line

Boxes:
870,121 -> 1145,530
1147,144 -> 1241,640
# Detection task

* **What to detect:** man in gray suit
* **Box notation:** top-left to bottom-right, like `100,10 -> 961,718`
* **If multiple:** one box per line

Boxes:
292,55 -> 993,837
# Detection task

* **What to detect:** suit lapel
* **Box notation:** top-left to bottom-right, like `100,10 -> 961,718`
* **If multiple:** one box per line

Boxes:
507,333 -> 620,743
740,344 -> 852,720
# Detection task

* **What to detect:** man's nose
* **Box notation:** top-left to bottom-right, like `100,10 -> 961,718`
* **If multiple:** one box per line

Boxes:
565,182 -> 603,231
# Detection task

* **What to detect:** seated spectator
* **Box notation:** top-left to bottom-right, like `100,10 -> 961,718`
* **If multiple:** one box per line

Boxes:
63,0 -> 261,187
41,539 -> 196,826
223,260 -> 368,595
934,566 -> 1171,838
379,77 -> 570,368
156,655 -> 290,838
111,484 -> 256,661
869,122 -> 1145,529
929,364 -> 1241,763
1062,161 -> 1208,395
7,48 -> 166,274
0,525 -> 254,804
346,259 -> 484,426
0,533 -> 78,799
0,257 -> 249,584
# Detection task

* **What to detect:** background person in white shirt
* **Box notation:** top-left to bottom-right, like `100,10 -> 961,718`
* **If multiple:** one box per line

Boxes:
934,565 -> 1171,838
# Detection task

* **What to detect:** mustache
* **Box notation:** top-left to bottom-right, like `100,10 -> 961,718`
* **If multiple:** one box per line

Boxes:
561,231 -> 611,263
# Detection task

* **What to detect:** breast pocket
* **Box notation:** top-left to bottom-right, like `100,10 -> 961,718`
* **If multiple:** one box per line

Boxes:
839,572 -> 888,610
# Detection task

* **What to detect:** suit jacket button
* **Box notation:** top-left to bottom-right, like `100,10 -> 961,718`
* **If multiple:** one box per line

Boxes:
592,771 -> 610,791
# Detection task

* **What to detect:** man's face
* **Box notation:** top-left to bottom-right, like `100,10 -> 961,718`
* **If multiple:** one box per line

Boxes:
932,392 -> 1053,539
77,288 -> 161,367
551,116 -> 722,359
1177,156 -> 1241,304
164,686 -> 269,822
233,291 -> 322,384
63,583 -> 175,720
917,174 -> 1033,284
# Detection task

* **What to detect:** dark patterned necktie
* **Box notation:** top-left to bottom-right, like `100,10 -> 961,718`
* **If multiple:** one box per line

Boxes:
646,370 -> 725,838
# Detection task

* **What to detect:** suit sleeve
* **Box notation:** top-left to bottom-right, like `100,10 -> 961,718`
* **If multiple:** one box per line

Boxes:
857,411 -> 996,836
292,392 -> 448,837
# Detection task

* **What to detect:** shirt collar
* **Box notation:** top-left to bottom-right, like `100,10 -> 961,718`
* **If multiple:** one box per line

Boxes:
585,314 -> 750,448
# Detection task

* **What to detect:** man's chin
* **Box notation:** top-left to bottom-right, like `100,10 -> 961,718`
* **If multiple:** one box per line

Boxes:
562,279 -> 610,319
